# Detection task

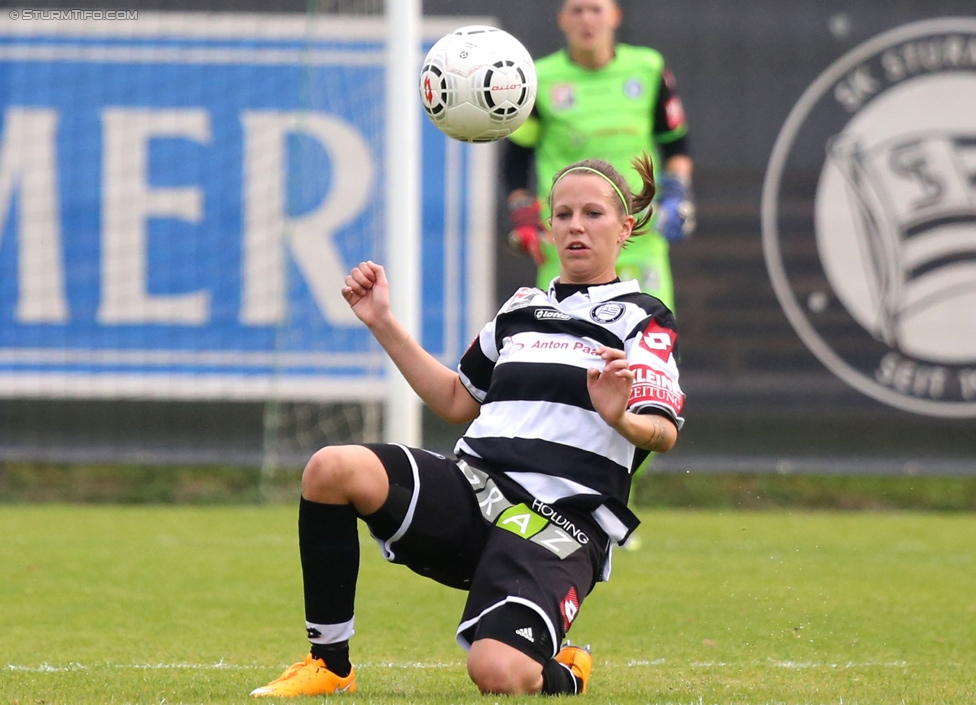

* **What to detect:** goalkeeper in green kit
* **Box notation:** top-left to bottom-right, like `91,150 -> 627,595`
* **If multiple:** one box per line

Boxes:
503,0 -> 694,547
503,0 -> 694,312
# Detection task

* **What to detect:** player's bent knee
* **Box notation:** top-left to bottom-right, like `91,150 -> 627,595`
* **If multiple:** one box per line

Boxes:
467,661 -> 530,695
467,640 -> 543,695
301,446 -> 360,501
302,445 -> 389,513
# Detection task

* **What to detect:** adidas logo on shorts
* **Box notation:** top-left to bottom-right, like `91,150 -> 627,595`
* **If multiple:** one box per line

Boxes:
515,627 -> 534,643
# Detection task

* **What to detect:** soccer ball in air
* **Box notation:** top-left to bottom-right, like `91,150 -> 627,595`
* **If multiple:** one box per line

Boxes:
419,25 -> 537,143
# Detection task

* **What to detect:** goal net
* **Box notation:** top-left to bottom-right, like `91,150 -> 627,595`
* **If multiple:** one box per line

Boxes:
260,0 -> 388,478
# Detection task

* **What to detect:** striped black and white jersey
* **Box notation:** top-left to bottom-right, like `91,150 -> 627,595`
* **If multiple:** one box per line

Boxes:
455,279 -> 685,544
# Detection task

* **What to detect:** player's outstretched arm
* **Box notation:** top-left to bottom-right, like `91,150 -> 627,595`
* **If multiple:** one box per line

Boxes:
342,261 -> 480,424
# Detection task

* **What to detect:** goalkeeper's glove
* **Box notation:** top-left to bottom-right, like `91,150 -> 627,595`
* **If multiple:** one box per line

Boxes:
655,174 -> 696,242
507,196 -> 546,264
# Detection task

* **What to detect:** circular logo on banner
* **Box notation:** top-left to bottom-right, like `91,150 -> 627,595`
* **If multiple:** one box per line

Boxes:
762,18 -> 976,417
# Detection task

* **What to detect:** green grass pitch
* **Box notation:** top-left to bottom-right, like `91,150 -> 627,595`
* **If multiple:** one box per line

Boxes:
2,505 -> 974,704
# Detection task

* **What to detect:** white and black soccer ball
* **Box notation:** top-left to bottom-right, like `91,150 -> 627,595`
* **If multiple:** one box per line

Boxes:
419,25 -> 537,143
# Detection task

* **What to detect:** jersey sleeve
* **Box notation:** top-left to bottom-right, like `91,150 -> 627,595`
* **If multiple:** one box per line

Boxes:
624,310 -> 685,428
508,109 -> 541,148
457,319 -> 498,403
503,140 -> 535,193
652,67 -> 689,146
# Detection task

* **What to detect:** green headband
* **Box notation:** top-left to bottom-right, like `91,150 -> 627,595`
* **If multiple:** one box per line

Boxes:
549,166 -> 629,215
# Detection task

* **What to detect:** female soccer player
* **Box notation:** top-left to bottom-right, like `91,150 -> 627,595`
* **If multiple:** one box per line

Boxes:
251,153 -> 685,698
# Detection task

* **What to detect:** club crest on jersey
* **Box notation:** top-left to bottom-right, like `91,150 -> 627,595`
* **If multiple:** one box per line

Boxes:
762,18 -> 976,418
638,319 -> 676,361
623,78 -> 644,100
590,302 -> 625,323
550,83 -> 576,111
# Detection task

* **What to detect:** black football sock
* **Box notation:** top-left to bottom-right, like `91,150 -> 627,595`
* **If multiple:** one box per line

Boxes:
298,497 -> 359,671
310,641 -> 352,678
541,658 -> 582,695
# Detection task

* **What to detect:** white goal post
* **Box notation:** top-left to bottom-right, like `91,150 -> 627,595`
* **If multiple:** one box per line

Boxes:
384,0 -> 423,447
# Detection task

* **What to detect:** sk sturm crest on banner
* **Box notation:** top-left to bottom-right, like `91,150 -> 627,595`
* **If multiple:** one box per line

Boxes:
762,18 -> 976,417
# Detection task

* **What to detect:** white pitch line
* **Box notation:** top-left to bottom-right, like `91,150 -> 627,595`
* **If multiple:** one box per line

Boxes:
5,659 -> 920,673
3,661 -> 464,673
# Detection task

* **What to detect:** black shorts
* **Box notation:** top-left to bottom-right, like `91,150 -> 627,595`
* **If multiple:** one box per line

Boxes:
360,443 -> 609,663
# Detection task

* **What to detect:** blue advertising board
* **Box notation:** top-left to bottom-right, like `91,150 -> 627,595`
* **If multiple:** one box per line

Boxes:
0,13 -> 495,401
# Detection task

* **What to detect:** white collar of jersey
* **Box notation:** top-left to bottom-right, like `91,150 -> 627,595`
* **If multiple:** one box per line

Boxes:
546,278 -> 641,303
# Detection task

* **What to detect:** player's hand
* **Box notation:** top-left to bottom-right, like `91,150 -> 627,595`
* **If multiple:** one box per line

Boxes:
341,260 -> 390,328
655,174 -> 696,242
507,195 -> 546,264
586,347 -> 634,427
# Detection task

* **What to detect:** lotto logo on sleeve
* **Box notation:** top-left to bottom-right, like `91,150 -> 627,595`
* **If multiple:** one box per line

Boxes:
638,319 -> 676,362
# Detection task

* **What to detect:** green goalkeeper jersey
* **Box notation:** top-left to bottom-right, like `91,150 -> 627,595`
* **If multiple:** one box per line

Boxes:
509,44 -> 688,309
